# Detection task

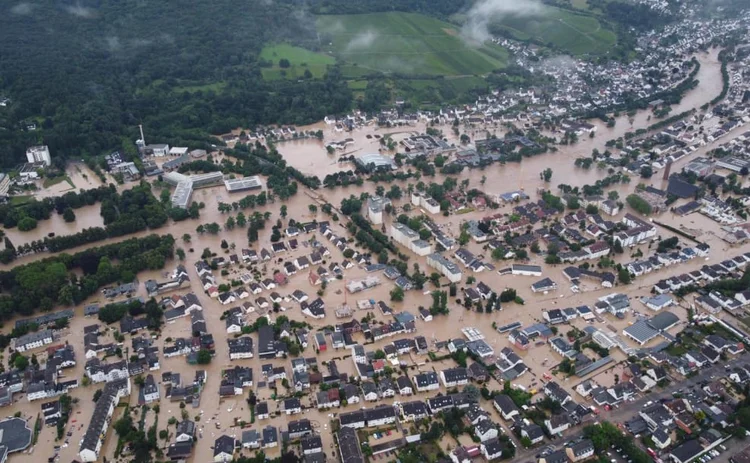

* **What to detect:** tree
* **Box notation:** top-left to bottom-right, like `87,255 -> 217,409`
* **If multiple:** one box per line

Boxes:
308,204 -> 317,214
176,248 -> 186,260
17,217 -> 37,231
196,349 -> 212,364
182,233 -> 191,242
221,239 -> 229,249
62,208 -> 76,222
639,166 -> 653,178
280,205 -> 287,218
618,268 -> 632,285
626,194 -> 652,215
13,355 -> 28,370
279,58 -> 291,68
540,168 -> 553,182
390,287 -> 404,302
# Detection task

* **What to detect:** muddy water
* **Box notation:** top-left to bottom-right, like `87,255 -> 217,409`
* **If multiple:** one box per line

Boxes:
273,49 -> 723,196
7,195 -> 748,463
0,47 -> 735,463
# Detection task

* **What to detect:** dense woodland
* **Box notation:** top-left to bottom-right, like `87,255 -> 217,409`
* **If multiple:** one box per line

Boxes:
0,0 -> 703,170
0,0 -> 351,167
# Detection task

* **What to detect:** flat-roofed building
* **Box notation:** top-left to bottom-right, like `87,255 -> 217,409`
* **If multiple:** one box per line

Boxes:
427,253 -> 462,283
225,176 -> 263,193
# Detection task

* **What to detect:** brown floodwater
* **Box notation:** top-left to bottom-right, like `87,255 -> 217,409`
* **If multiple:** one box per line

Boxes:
0,47 -> 741,463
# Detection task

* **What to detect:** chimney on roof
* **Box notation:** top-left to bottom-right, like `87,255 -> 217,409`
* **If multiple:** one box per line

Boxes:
662,160 -> 672,181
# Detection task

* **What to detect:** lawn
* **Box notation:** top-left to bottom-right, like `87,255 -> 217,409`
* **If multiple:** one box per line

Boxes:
9,195 -> 32,206
260,44 -> 336,80
393,76 -> 488,106
493,6 -> 616,55
316,12 -> 508,77
43,175 -> 75,189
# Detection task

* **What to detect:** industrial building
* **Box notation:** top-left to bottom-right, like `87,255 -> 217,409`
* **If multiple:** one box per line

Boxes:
224,176 -> 263,193
164,171 -> 224,209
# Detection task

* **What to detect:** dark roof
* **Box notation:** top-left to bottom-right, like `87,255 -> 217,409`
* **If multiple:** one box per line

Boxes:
0,417 -> 31,455
401,400 -> 428,416
670,439 -> 703,463
442,367 -> 468,383
365,404 -> 396,421
167,441 -> 193,458
258,325 -> 276,355
288,419 -> 312,434
667,175 -> 700,199
337,427 -> 364,463
301,434 -> 322,451
262,425 -> 278,444
339,410 -> 366,426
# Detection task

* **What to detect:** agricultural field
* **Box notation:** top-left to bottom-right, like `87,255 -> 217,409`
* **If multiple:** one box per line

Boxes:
492,6 -> 617,55
316,12 -> 508,77
259,44 -> 336,80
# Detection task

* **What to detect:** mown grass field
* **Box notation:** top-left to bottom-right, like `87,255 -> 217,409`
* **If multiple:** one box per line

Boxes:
493,6 -> 616,55
259,44 -> 336,80
316,12 -> 508,77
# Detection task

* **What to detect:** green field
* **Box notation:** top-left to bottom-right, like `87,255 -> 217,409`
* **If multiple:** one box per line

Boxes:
259,44 -> 336,80
317,12 -> 508,76
493,7 -> 616,55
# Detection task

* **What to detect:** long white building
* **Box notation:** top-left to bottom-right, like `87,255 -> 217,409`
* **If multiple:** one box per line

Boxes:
427,253 -> 463,283
390,223 -> 432,256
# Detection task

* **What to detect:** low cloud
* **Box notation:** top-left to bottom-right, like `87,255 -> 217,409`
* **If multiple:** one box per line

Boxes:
64,3 -> 95,18
382,56 -> 417,74
11,2 -> 36,15
105,36 -> 121,52
541,55 -> 579,72
345,30 -> 378,52
460,0 -> 546,45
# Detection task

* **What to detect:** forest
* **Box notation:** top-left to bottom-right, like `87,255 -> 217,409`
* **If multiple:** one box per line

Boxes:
0,0 -> 678,171
0,0 -> 351,168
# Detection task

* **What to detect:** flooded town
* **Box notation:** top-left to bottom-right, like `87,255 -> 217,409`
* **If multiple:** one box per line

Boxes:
2,3 -> 750,463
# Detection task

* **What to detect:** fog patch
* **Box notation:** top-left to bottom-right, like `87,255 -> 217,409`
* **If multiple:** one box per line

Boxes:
10,2 -> 35,15
345,30 -> 378,52
460,0 -> 546,45
105,36 -> 121,52
64,3 -> 95,18
541,55 -> 579,73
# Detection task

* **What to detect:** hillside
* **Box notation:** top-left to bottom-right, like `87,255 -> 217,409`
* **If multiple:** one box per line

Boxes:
317,12 -> 508,76
0,0 -> 351,167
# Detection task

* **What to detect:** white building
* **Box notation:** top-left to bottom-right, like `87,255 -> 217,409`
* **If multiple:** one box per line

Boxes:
78,379 -> 131,462
427,253 -> 462,283
390,223 -> 432,256
26,145 -> 51,166
14,330 -> 54,352
411,192 -> 441,214
367,196 -> 391,225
